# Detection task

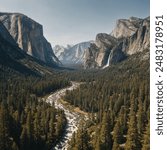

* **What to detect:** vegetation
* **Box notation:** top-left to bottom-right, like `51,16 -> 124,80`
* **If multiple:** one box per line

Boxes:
0,66 -> 70,150
66,52 -> 150,150
0,51 -> 150,150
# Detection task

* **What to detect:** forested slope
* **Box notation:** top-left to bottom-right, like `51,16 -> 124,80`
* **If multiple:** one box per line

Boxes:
0,67 -> 70,150
64,50 -> 150,150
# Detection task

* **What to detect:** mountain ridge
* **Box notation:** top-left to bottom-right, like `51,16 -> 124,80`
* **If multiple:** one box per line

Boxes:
0,20 -> 61,76
84,16 -> 150,69
53,41 -> 93,65
0,12 -> 61,66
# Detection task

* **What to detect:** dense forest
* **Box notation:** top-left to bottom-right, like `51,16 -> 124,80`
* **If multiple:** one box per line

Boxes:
0,66 -> 70,150
0,51 -> 149,150
65,52 -> 150,150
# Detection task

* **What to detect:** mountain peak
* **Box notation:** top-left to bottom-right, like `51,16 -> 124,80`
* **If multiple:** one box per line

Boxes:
111,17 -> 143,39
84,17 -> 150,69
0,12 -> 61,66
53,41 -> 92,65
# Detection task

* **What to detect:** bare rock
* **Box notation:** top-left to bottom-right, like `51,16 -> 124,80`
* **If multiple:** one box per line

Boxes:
0,12 -> 61,66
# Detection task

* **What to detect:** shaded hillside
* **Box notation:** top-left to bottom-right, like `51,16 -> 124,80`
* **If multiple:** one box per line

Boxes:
0,12 -> 61,66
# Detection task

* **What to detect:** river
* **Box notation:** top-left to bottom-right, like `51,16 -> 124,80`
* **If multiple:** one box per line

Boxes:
46,82 -> 85,150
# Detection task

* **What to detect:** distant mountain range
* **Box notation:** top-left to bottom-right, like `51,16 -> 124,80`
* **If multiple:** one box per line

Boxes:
52,16 -> 149,69
0,12 -> 149,72
53,41 -> 93,65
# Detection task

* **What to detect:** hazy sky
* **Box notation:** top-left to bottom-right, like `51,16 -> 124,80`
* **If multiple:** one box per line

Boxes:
0,0 -> 149,46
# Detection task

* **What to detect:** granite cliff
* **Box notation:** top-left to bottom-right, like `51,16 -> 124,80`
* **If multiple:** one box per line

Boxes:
84,17 -> 150,69
0,12 -> 61,66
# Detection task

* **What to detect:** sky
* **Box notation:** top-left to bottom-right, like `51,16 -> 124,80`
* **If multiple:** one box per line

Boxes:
0,0 -> 149,46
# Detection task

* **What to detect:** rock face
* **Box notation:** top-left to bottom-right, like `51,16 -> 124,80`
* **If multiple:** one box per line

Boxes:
94,33 -> 118,66
84,17 -> 150,69
122,17 -> 150,55
0,12 -> 61,66
0,21 -> 17,46
0,21 -> 39,75
111,17 -> 143,38
0,20 -> 57,76
53,41 -> 92,65
84,43 -> 99,69
84,34 -> 118,68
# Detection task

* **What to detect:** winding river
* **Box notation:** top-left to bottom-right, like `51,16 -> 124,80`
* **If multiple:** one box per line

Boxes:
46,82 -> 85,150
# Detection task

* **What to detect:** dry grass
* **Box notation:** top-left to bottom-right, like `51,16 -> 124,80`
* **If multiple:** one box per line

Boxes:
74,107 -> 88,116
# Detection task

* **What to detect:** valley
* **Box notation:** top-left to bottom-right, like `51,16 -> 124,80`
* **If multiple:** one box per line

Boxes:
0,9 -> 150,150
46,82 -> 87,150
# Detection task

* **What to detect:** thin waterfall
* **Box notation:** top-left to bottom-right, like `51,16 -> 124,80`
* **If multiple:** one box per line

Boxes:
106,52 -> 111,67
103,52 -> 111,69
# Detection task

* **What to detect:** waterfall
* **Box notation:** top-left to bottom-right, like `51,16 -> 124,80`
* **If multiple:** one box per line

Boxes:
106,53 -> 111,67
103,53 -> 111,69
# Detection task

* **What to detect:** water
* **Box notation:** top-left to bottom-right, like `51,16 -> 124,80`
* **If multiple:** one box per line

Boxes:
103,53 -> 111,69
46,82 -> 84,150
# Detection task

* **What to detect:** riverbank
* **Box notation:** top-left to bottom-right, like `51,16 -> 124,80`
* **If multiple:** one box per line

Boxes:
46,82 -> 88,150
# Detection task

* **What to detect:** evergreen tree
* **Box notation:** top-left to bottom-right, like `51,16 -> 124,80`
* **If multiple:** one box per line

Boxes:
112,107 -> 126,150
26,111 -> 33,140
137,98 -> 144,135
142,122 -> 150,150
112,120 -> 123,148
0,104 -> 11,150
100,112 -> 112,150
33,112 -> 40,140
20,126 -> 27,150
75,123 -> 92,150
95,136 -> 101,150
112,141 -> 121,150
125,112 -> 141,150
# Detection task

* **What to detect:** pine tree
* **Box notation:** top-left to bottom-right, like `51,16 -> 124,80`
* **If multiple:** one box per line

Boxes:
112,107 -> 125,150
137,98 -> 144,135
125,112 -> 141,150
100,112 -> 112,150
48,118 -> 55,145
75,123 -> 92,150
142,122 -> 150,150
20,126 -> 27,150
33,112 -> 40,141
0,104 -> 11,150
112,141 -> 121,150
112,120 -> 124,149
25,111 -> 34,149
26,111 -> 33,139
92,127 -> 101,150
95,136 -> 101,150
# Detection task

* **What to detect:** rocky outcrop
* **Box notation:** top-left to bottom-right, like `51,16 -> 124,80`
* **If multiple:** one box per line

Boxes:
122,17 -> 150,55
53,41 -> 92,65
0,21 -> 17,46
84,33 -> 121,68
0,12 -> 61,66
84,17 -> 149,69
84,43 -> 99,69
94,33 -> 118,66
111,17 -> 143,39
0,20 -> 56,76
